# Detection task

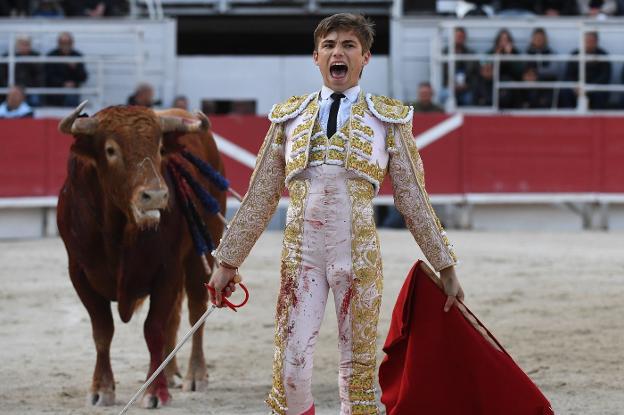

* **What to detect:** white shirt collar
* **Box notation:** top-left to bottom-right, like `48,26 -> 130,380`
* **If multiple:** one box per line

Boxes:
320,85 -> 361,102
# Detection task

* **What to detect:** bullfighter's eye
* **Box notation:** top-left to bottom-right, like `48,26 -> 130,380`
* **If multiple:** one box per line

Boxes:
160,145 -> 165,156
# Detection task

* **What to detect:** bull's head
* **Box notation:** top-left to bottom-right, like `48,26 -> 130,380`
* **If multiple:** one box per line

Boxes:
59,101 -> 209,228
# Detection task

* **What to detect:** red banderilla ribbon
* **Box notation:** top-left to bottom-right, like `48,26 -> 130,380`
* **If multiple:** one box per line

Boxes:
205,282 -> 249,312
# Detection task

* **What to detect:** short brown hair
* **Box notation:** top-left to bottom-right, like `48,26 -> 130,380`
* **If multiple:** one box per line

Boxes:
313,13 -> 375,54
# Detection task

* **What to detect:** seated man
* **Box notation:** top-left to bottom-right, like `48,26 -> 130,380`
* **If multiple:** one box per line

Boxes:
412,81 -> 444,113
45,32 -> 88,107
0,35 -> 43,106
0,85 -> 34,118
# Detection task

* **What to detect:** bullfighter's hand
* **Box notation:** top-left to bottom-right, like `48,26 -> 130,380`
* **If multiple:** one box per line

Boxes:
440,266 -> 464,312
208,265 -> 240,307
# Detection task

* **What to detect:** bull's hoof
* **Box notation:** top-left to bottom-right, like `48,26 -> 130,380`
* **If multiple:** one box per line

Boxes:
168,373 -> 184,389
86,390 -> 115,406
182,376 -> 208,392
141,389 -> 171,409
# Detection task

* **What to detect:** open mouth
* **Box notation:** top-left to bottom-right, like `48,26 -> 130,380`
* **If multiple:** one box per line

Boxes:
131,206 -> 162,227
330,63 -> 348,80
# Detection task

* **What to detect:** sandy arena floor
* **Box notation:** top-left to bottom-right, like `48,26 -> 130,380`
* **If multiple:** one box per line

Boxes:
0,230 -> 622,415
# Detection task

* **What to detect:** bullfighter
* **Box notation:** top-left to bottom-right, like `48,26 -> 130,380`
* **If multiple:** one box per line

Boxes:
209,13 -> 464,415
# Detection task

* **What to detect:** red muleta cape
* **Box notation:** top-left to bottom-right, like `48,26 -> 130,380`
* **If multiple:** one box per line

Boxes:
379,261 -> 554,415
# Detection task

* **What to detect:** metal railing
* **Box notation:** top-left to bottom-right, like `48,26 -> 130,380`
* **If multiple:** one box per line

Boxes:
129,0 -> 392,17
0,26 -> 146,110
435,20 -> 624,113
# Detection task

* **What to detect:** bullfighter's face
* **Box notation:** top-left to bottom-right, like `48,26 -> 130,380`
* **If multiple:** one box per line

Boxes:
313,30 -> 370,93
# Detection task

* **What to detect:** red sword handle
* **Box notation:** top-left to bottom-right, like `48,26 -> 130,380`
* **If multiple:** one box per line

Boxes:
205,282 -> 249,312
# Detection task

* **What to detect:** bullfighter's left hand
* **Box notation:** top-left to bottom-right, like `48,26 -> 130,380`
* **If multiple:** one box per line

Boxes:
440,266 -> 464,312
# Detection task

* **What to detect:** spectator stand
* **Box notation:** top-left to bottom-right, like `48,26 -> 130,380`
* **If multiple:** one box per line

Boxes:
391,17 -> 624,114
130,0 -> 393,17
0,18 -> 176,114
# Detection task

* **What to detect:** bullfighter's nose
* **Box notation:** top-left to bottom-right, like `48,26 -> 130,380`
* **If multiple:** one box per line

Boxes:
138,188 -> 169,209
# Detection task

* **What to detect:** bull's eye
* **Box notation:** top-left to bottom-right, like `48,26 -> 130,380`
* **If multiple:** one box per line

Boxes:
160,145 -> 165,156
104,139 -> 120,163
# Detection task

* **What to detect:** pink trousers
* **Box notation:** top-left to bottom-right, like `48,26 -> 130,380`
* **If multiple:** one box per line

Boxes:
267,165 -> 382,415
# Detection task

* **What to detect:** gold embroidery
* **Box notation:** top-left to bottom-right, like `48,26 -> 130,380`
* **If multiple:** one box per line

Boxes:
352,118 -> 374,139
348,179 -> 382,415
290,135 -> 309,155
350,136 -> 373,157
292,119 -> 313,138
389,123 -> 457,271
213,123 -> 285,267
270,94 -> 314,122
266,179 -> 309,415
366,94 -> 412,123
308,150 -> 325,164
385,124 -> 396,152
310,135 -> 328,149
346,154 -> 385,191
328,149 -> 346,164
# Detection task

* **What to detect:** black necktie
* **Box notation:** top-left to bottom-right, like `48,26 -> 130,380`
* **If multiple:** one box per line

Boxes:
327,92 -> 345,138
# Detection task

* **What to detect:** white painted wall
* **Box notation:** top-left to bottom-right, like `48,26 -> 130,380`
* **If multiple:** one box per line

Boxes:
176,55 -> 390,115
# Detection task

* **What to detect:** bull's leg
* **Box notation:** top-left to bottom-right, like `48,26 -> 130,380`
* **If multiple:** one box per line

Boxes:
68,259 -> 115,406
163,289 -> 183,388
182,254 -> 209,392
141,276 -> 181,408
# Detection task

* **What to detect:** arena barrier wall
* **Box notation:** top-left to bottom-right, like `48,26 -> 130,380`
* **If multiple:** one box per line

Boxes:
2,114 -> 623,198
1,115 -> 624,236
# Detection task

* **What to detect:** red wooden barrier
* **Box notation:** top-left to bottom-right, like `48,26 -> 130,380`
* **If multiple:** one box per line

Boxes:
1,115 -> 623,198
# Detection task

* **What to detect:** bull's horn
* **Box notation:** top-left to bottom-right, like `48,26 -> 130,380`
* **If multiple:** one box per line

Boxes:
58,100 -> 98,135
159,111 -> 210,134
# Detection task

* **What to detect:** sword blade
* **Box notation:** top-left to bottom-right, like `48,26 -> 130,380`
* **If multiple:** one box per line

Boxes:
118,304 -> 218,415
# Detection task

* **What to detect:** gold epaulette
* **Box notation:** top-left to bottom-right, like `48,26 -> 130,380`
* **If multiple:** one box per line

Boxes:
365,93 -> 413,124
268,93 -> 317,123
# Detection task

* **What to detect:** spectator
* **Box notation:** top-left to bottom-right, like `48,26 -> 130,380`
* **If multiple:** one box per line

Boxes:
577,0 -> 617,15
496,0 -> 539,15
488,29 -> 523,108
0,85 -> 33,118
523,27 -> 557,108
172,95 -> 188,110
517,66 -> 553,108
541,0 -> 579,14
560,31 -> 611,109
0,35 -> 43,106
32,0 -> 64,17
0,0 -> 28,16
473,61 -> 495,107
412,82 -> 444,112
45,32 -> 88,107
127,83 -> 155,107
441,27 -> 479,107
525,28 -> 558,81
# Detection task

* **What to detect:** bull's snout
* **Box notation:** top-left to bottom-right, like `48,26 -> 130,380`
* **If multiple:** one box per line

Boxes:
131,186 -> 169,226
139,188 -> 169,208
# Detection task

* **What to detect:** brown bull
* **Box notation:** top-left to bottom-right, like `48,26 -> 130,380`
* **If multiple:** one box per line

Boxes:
56,102 -> 226,408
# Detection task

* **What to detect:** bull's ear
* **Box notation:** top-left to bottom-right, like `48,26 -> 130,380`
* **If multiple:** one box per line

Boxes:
68,134 -> 97,164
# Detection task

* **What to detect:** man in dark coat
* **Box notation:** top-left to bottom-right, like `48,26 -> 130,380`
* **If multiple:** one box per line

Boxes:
45,32 -> 88,107
0,35 -> 43,106
560,31 -> 612,109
